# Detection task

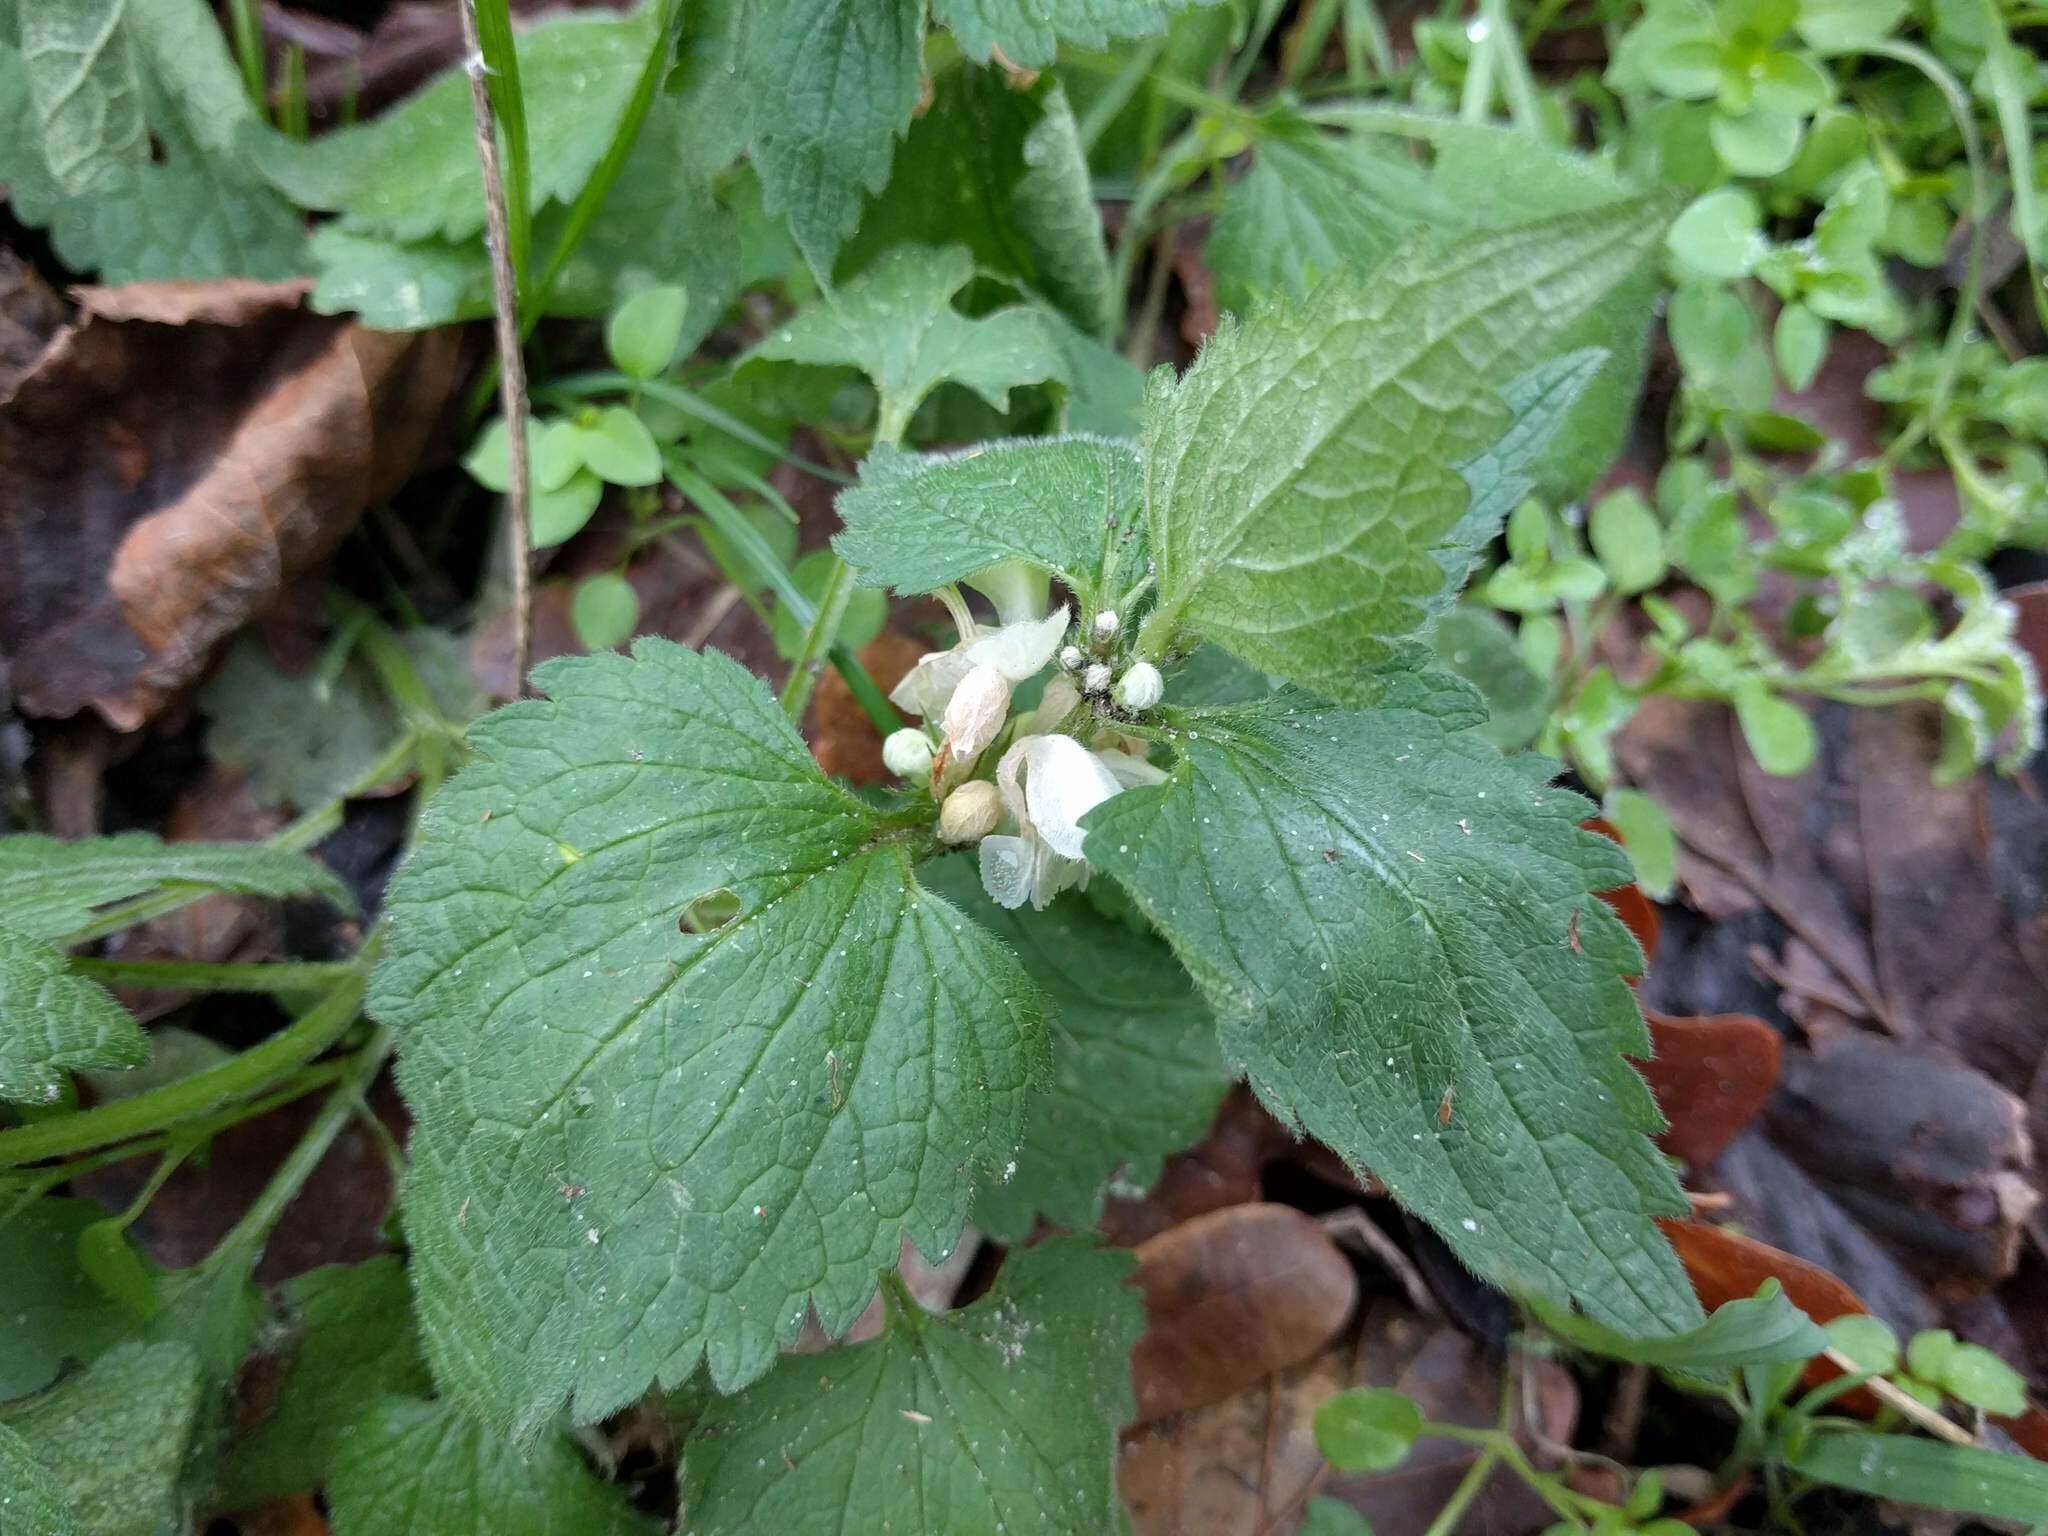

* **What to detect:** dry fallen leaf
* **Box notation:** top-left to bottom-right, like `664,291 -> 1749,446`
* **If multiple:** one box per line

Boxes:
1130,1202 -> 1359,1422
1639,1009 -> 1781,1168
0,280 -> 463,729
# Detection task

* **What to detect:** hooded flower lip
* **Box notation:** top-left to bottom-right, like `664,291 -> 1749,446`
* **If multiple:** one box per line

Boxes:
978,733 -> 1165,910
888,606 -> 1070,721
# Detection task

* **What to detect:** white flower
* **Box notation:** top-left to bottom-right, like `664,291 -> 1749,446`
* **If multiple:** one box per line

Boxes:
889,606 -> 1069,721
978,734 -> 1164,910
882,729 -> 935,780
1081,661 -> 1112,695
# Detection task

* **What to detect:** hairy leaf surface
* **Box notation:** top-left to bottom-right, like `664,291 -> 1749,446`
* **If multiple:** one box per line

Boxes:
326,1396 -> 651,1536
0,926 -> 141,1105
752,245 -> 1063,441
919,863 -> 1227,1242
935,0 -> 1220,67
0,1422 -> 79,1535
836,435 -> 1144,607
1139,196 -> 1673,698
681,1238 -> 1141,1534
744,0 -> 924,275
1083,672 -> 1700,1337
0,1199 -> 140,1400
0,1341 -> 202,1536
371,640 -> 1049,1435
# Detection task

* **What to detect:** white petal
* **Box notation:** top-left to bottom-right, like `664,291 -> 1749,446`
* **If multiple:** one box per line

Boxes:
1031,676 -> 1082,734
1019,733 -> 1122,859
963,606 -> 1069,683
888,649 -> 971,719
941,664 -> 1010,762
1093,747 -> 1167,790
978,834 -> 1035,909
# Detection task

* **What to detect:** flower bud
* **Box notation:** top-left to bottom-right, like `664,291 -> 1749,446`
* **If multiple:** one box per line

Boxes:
937,779 -> 1002,843
1091,610 -> 1120,643
941,664 -> 1010,763
1082,661 -> 1112,695
1058,644 -> 1085,673
882,729 -> 935,781
1114,661 -> 1163,711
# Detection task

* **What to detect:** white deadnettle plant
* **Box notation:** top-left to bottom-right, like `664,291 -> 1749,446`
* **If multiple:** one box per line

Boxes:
369,197 -> 1705,1529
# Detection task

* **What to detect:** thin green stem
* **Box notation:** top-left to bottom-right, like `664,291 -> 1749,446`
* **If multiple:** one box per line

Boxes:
1422,1451 -> 1501,1536
0,954 -> 370,1169
1110,123 -> 1212,328
225,0 -> 266,109
1078,38 -> 1166,156
778,556 -> 856,722
65,958 -> 356,996
210,1026 -> 395,1267
1481,0 -> 1543,133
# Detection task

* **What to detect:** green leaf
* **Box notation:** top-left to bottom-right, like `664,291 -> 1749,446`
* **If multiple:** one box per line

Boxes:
916,862 -> 1226,1242
0,1341 -> 203,1536
1732,684 -> 1817,775
1667,188 -> 1765,280
842,68 -> 1113,337
1589,487 -> 1667,596
1710,104 -> 1803,177
252,9 -> 655,245
1531,1280 -> 1825,1374
1602,788 -> 1677,901
680,1237 -> 1142,1535
0,833 -> 347,1103
836,436 -> 1145,608
0,926 -> 142,1105
325,1395 -> 651,1536
1796,0 -> 1906,52
744,0 -> 924,276
1432,607 -> 1547,752
0,7 -> 304,283
575,406 -> 664,488
17,0 -> 148,193
1773,302 -> 1829,390
369,640 -> 1050,1435
606,284 -> 690,382
0,1199 -> 144,1401
1313,1388 -> 1421,1472
75,1220 -> 157,1322
1906,1332 -> 2028,1415
570,573 -> 641,653
935,0 -> 1217,67
530,471 -> 605,550
753,245 -> 1063,444
0,831 -> 350,942
1298,1497 -> 1374,1536
1785,1430 -> 2048,1523
0,1421 -> 80,1536
1138,196 -> 1674,701
218,1259 -> 434,1507
1207,119 -> 1453,314
767,549 -> 887,661
1083,676 -> 1700,1339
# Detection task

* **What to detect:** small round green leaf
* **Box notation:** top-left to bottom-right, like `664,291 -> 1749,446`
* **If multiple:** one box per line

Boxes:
529,470 -> 605,549
1710,105 -> 1804,178
1589,488 -> 1667,595
1734,684 -> 1818,776
578,406 -> 664,487
1825,1313 -> 1901,1376
1773,303 -> 1829,391
464,417 -> 545,494
533,418 -> 589,493
1603,787 -> 1678,900
1312,1388 -> 1421,1472
1796,0 -> 1906,53
571,573 -> 640,652
1298,1497 -> 1375,1536
607,284 -> 690,382
1936,1340 -> 2027,1415
1668,189 -> 1766,280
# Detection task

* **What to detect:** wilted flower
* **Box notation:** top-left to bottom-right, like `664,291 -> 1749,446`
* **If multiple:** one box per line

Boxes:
940,664 -> 1010,764
979,734 -> 1164,909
